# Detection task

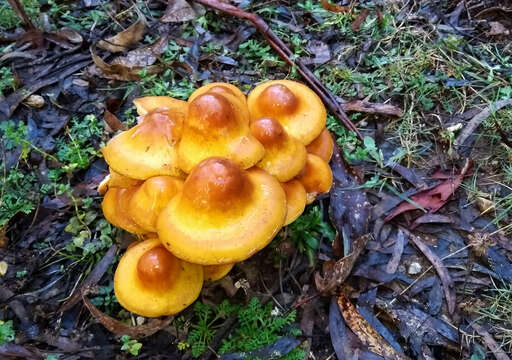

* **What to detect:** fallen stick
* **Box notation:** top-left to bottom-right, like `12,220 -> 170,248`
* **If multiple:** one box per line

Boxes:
194,0 -> 363,139
455,98 -> 512,151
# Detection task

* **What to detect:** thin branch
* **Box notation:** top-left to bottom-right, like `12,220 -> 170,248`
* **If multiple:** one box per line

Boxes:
194,0 -> 364,140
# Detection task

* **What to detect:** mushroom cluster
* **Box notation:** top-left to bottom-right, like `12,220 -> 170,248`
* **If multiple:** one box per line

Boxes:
99,80 -> 334,317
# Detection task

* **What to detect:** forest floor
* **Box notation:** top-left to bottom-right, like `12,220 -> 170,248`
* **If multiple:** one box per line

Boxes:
1,0 -> 512,359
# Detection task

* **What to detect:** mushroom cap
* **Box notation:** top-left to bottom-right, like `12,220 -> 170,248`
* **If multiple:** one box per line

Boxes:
178,92 -> 264,173
128,176 -> 184,233
250,117 -> 307,182
102,108 -> 185,180
102,187 -> 147,234
133,96 -> 188,116
247,80 -> 326,145
157,157 -> 286,265
306,128 -> 334,163
297,154 -> 333,204
109,167 -> 143,188
114,237 -> 203,317
281,180 -> 307,226
188,83 -> 246,105
203,263 -> 235,282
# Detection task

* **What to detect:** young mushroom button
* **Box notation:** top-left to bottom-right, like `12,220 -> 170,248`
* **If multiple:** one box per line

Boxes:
247,80 -> 327,145
250,117 -> 307,182
296,153 -> 333,204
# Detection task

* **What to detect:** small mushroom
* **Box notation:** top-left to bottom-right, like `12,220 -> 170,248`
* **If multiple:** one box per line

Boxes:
203,263 -> 235,282
247,80 -> 326,145
281,180 -> 307,226
102,187 -> 147,234
306,128 -> 334,162
102,107 -> 185,180
188,82 -> 246,105
133,96 -> 188,116
296,154 -> 333,204
128,176 -> 184,233
114,237 -> 203,317
178,91 -> 264,173
157,157 -> 286,265
250,117 -> 307,182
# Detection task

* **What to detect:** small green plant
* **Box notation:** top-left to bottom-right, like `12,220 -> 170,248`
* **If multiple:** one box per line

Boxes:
120,335 -> 142,356
0,320 -> 15,345
16,269 -> 27,278
219,298 -> 305,360
287,205 -> 335,264
44,355 -> 59,360
90,284 -> 118,315
0,67 -> 14,97
187,300 -> 240,357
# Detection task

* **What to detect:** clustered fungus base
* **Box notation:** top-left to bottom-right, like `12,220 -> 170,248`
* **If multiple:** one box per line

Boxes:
99,80 -> 334,317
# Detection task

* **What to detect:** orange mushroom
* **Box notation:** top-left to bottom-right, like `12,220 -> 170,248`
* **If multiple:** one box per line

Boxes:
128,176 -> 184,233
203,263 -> 235,282
306,128 -> 334,163
114,237 -> 203,317
102,187 -> 147,234
247,80 -> 326,145
102,107 -> 185,180
178,92 -> 264,173
188,82 -> 246,105
157,157 -> 286,265
296,154 -> 333,204
133,96 -> 188,116
250,117 -> 307,182
281,180 -> 307,226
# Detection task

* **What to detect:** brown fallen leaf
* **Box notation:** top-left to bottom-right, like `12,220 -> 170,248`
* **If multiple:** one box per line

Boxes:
315,234 -> 371,295
104,98 -> 127,132
384,158 -> 472,228
161,0 -> 197,23
97,13 -> 146,53
321,0 -> 350,13
337,293 -> 410,360
90,36 -> 168,81
351,8 -> 370,32
83,295 -> 173,339
341,99 -> 403,117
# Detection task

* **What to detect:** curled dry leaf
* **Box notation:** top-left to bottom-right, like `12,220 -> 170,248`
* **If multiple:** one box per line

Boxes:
90,36 -> 168,81
384,158 -> 472,228
97,13 -> 146,53
351,9 -> 370,32
161,0 -> 197,23
82,295 -> 173,339
315,234 -> 371,295
337,294 -> 410,360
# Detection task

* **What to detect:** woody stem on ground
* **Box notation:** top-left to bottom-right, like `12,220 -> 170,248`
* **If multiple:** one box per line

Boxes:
193,0 -> 364,140
7,0 -> 35,29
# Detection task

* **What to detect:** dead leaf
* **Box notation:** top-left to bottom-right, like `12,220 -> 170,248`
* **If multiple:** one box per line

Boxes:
321,0 -> 350,13
90,36 -> 169,81
351,9 -> 370,32
97,13 -> 146,52
83,295 -> 172,339
161,0 -> 197,23
315,234 -> 371,295
337,294 -> 410,360
384,158 -> 472,228
104,98 -> 127,132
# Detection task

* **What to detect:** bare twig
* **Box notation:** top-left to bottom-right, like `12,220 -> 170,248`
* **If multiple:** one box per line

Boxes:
193,0 -> 364,139
7,0 -> 35,29
471,323 -> 511,360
